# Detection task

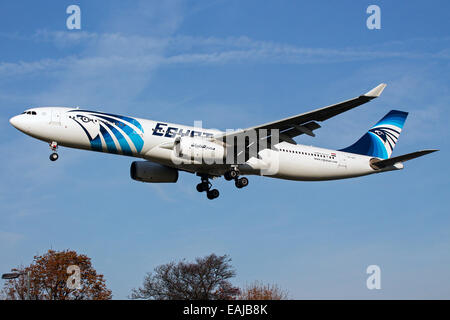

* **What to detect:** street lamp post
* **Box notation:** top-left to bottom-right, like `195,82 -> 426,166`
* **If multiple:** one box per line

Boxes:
1,270 -> 31,300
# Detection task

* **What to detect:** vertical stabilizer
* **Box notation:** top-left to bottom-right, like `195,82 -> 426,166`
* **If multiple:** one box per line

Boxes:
339,110 -> 408,159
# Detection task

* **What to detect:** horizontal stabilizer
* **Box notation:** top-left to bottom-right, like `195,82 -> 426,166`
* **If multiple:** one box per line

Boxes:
370,149 -> 438,169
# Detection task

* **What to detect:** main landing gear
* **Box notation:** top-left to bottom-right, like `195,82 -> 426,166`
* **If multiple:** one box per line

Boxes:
49,141 -> 59,161
224,168 -> 249,189
196,169 -> 249,200
196,174 -> 220,200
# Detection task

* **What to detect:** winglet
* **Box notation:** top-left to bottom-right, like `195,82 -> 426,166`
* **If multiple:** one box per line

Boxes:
364,83 -> 387,98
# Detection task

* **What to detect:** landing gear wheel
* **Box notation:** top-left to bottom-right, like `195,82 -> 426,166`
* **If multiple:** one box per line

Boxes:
239,177 -> 249,187
196,174 -> 219,199
196,182 -> 209,192
207,189 -> 220,200
224,171 -> 233,181
235,177 -> 249,188
229,169 -> 239,180
50,153 -> 59,161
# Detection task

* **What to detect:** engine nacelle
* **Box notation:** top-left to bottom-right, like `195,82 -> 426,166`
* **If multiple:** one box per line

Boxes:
130,161 -> 178,183
174,136 -> 226,163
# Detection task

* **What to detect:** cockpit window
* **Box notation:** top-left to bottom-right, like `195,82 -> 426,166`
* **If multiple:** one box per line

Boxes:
24,111 -> 37,115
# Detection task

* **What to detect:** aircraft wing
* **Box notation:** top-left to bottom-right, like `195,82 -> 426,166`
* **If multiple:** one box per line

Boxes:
213,83 -> 387,144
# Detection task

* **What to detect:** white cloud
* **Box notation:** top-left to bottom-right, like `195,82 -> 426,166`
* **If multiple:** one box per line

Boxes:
1,32 -> 449,79
0,57 -> 73,76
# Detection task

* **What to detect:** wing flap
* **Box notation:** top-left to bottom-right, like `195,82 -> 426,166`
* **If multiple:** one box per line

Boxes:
281,121 -> 321,139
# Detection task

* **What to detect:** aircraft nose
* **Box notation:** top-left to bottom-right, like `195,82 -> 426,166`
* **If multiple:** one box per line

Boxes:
9,115 -> 28,132
9,115 -> 20,128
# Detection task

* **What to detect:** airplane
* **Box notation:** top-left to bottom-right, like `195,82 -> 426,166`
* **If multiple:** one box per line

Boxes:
9,83 -> 438,200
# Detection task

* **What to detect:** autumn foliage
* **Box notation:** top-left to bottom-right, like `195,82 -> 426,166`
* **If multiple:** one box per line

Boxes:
238,281 -> 289,300
1,249 -> 112,300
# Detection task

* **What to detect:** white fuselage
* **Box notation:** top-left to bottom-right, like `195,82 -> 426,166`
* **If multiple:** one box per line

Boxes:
9,107 -> 393,181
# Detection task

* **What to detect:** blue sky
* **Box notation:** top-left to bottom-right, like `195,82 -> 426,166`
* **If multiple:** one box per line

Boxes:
0,0 -> 449,299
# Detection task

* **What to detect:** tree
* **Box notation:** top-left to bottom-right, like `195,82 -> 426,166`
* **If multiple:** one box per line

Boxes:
131,254 -> 240,300
1,249 -> 112,300
238,281 -> 289,300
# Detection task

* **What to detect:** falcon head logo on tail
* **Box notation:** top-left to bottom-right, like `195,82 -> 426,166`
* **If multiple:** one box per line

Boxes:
340,110 -> 408,159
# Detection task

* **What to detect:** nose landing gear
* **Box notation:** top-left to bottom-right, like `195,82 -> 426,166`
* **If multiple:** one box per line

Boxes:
49,141 -> 59,161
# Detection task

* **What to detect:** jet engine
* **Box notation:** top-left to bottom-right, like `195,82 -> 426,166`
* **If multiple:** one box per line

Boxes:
130,161 -> 178,183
